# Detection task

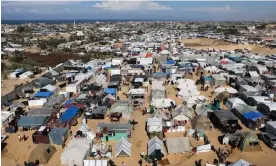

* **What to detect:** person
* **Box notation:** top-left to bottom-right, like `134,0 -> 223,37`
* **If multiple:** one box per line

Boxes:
138,159 -> 143,166
122,162 -> 126,166
105,135 -> 109,142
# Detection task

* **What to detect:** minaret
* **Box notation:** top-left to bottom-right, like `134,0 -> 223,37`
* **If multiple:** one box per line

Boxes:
74,20 -> 76,29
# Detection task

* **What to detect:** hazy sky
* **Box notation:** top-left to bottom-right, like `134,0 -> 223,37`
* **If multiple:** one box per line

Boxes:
2,1 -> 276,20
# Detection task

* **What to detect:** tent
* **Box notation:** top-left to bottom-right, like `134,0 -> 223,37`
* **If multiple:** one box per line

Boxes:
166,137 -> 191,154
83,160 -> 108,166
151,98 -> 175,109
58,106 -> 80,123
147,118 -> 165,133
172,104 -> 192,120
33,77 -> 54,88
91,106 -> 107,119
34,90 -> 54,98
42,84 -> 59,93
147,136 -> 165,160
191,115 -> 212,131
28,108 -> 54,117
214,87 -> 238,95
28,144 -> 56,164
17,116 -> 48,128
9,101 -> 25,110
115,137 -> 131,157
225,98 -> 246,109
196,144 -> 211,153
48,128 -> 70,146
43,94 -> 65,108
151,110 -> 168,120
104,88 -> 116,96
60,138 -> 91,166
110,101 -> 133,119
229,159 -> 252,166
151,89 -> 166,102
239,132 -> 261,152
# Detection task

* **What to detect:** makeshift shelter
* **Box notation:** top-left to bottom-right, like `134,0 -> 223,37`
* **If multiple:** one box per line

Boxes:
211,74 -> 226,86
151,98 -> 175,109
152,80 -> 165,91
9,101 -> 25,110
151,89 -> 166,102
166,137 -> 191,154
43,94 -> 65,108
58,106 -> 80,123
33,77 -> 54,88
115,137 -> 131,157
28,108 -> 54,117
191,115 -> 212,131
225,98 -> 246,109
83,160 -> 108,166
147,118 -> 165,139
127,88 -> 146,106
42,84 -> 60,93
151,110 -> 169,120
172,105 -> 192,120
229,159 -> 252,166
239,132 -> 262,152
195,104 -> 213,116
17,116 -> 49,129
34,90 -> 54,99
104,88 -> 116,96
48,127 -> 70,147
266,121 -> 276,135
28,144 -> 56,164
110,101 -> 133,119
210,110 -> 238,133
147,136 -> 166,160
60,138 -> 91,166
232,104 -> 265,130
88,106 -> 107,119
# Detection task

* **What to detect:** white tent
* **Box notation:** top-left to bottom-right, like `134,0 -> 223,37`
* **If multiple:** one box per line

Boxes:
166,137 -> 191,154
184,95 -> 208,108
60,139 -> 91,166
225,98 -> 246,109
229,159 -> 251,166
214,87 -> 238,95
151,98 -> 175,109
176,79 -> 195,85
42,84 -> 60,93
147,118 -> 165,132
28,99 -> 46,107
127,89 -> 146,95
78,121 -> 96,141
19,71 -> 34,79
115,137 -> 131,157
83,160 -> 107,166
196,144 -> 211,153
160,50 -> 170,55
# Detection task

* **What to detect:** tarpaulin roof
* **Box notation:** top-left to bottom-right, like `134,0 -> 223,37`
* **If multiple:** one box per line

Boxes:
17,116 -> 48,127
48,128 -> 70,145
243,111 -> 264,121
166,137 -> 191,154
115,137 -> 131,157
59,106 -> 79,123
64,98 -> 75,105
167,59 -> 175,64
104,88 -> 116,95
34,91 -> 54,98
28,108 -> 54,116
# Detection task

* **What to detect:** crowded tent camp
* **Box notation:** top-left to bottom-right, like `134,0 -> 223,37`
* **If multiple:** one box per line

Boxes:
2,26 -> 276,166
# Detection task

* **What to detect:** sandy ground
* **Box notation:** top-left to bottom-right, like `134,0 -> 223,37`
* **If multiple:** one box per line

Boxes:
1,72 -> 46,97
180,38 -> 276,55
2,70 -> 276,166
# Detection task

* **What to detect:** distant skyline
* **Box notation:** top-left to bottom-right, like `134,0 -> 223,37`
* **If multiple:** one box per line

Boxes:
2,1 -> 276,21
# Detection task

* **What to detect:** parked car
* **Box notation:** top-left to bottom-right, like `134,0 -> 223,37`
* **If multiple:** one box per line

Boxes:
259,132 -> 276,150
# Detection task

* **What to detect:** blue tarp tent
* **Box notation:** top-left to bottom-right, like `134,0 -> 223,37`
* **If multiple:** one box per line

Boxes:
17,116 -> 48,128
34,91 -> 54,98
48,128 -> 70,145
204,76 -> 212,81
104,88 -> 116,95
59,106 -> 79,123
167,59 -> 175,64
243,111 -> 264,121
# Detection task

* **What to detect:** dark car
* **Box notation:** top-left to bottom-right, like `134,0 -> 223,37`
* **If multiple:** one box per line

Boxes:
259,132 -> 276,150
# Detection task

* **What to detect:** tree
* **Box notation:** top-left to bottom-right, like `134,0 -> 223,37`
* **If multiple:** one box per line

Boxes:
17,26 -> 25,33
